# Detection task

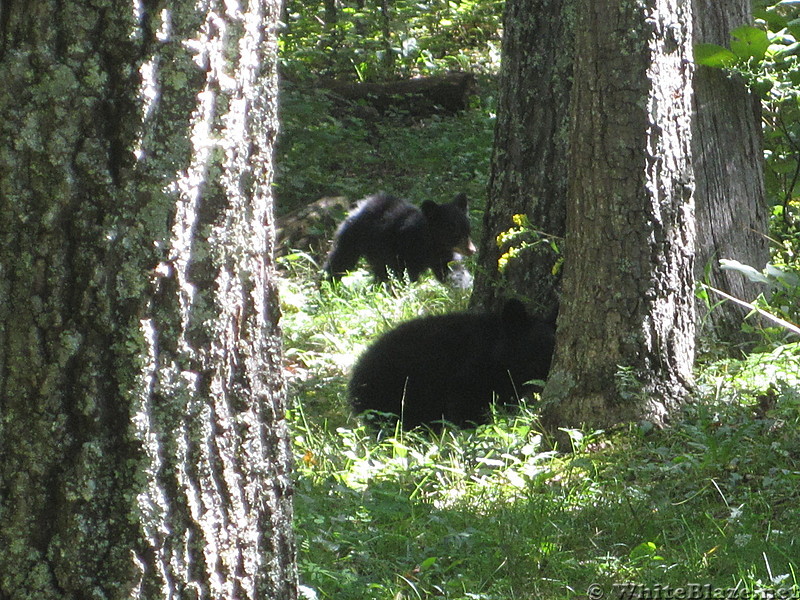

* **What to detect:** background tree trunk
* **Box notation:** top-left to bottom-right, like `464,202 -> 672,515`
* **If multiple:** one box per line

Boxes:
0,2 -> 297,598
692,0 -> 771,349
379,0 -> 395,76
470,0 -> 573,317
473,0 -> 769,352
541,0 -> 696,432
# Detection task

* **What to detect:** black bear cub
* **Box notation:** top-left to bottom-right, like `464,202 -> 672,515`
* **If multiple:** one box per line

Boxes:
349,299 -> 555,429
323,192 -> 476,283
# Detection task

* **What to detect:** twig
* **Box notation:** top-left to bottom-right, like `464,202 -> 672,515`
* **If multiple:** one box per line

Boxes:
701,283 -> 800,337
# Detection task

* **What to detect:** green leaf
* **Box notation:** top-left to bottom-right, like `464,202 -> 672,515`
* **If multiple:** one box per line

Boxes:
720,259 -> 772,284
754,8 -> 788,31
773,41 -> 800,59
730,25 -> 770,61
694,43 -> 737,67
630,541 -> 664,561
419,557 -> 437,571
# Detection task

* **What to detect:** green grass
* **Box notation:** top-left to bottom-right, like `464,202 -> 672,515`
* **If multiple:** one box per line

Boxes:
281,256 -> 800,600
279,252 -> 472,427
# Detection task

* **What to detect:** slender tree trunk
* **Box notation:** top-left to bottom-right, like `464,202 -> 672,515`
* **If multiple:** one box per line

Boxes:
541,0 -> 696,432
322,0 -> 341,74
0,2 -> 297,598
470,0 -> 573,317
379,0 -> 395,76
692,0 -> 771,348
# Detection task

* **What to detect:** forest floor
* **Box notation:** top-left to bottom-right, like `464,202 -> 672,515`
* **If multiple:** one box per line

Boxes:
281,256 -> 800,600
276,80 -> 800,600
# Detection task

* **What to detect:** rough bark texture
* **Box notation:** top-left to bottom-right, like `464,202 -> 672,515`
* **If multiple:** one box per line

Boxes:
0,1 -> 297,598
692,0 -> 770,348
470,0 -> 573,317
541,0 -> 696,432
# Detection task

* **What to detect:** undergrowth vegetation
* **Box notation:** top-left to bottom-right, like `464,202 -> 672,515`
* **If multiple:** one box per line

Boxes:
274,82 -> 495,214
276,0 -> 800,597
280,257 -> 800,600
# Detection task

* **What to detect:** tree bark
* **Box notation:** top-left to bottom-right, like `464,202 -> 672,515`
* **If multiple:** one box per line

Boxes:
473,0 -> 769,351
470,0 -> 573,317
692,0 -> 771,348
0,2 -> 297,598
541,0 -> 696,432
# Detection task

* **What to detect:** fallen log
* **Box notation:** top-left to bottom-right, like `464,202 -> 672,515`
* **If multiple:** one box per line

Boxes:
319,72 -> 476,116
277,196 -> 351,256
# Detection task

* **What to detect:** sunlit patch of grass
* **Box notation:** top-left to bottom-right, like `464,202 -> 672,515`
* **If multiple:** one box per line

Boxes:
279,251 -> 471,428
283,254 -> 800,598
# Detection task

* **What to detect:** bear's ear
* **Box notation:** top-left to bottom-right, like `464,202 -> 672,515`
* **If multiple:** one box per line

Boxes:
452,193 -> 468,211
501,299 -> 531,332
421,200 -> 440,218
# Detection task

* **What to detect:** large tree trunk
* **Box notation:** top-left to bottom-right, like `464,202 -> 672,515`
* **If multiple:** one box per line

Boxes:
473,0 -> 769,349
470,0 -> 573,317
541,0 -> 696,432
692,0 -> 771,348
0,2 -> 297,598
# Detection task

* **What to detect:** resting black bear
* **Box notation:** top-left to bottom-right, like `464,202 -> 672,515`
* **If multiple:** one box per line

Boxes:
323,192 -> 476,283
349,299 -> 555,429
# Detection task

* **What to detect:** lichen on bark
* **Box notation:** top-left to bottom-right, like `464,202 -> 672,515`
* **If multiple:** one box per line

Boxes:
1,1 -> 296,598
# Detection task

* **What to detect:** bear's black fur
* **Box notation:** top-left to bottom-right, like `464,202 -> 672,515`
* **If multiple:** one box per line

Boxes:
349,299 -> 555,429
323,192 -> 476,283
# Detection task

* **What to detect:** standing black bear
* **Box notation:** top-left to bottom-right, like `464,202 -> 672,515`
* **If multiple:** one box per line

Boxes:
323,192 -> 476,283
349,299 -> 556,429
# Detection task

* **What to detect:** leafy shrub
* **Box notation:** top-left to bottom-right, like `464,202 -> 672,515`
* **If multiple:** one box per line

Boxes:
280,0 -> 503,81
